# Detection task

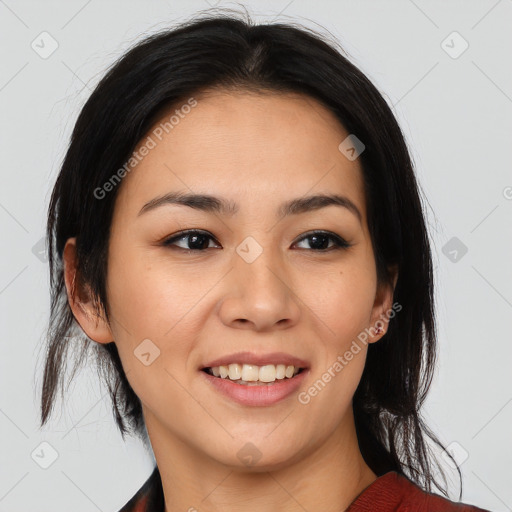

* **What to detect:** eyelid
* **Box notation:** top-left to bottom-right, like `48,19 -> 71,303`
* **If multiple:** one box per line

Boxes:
293,230 -> 352,250
161,229 -> 221,248
161,229 -> 351,251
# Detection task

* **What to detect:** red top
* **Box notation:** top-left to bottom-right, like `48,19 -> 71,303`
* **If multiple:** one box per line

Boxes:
345,471 -> 490,511
122,470 -> 490,511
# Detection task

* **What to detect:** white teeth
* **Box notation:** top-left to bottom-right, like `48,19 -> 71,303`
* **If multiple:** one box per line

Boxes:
228,363 -> 242,380
206,363 -> 303,383
241,364 -> 259,382
259,365 -> 276,383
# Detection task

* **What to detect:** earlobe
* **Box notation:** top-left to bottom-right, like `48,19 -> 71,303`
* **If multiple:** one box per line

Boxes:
368,264 -> 399,343
63,237 -> 113,344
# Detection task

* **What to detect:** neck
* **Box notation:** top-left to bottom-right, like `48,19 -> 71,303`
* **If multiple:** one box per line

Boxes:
144,406 -> 377,512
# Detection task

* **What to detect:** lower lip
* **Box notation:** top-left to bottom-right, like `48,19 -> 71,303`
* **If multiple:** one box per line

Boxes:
200,369 -> 309,406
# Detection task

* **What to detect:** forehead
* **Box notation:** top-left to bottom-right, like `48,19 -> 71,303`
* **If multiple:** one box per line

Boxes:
115,90 -> 367,222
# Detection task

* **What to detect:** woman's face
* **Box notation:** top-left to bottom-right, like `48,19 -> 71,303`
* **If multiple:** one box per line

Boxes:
68,90 -> 396,470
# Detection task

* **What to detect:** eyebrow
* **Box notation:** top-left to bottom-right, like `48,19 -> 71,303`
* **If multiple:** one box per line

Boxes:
138,191 -> 362,224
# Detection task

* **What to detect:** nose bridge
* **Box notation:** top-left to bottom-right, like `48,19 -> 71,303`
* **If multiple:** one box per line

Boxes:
218,234 -> 300,330
235,234 -> 288,299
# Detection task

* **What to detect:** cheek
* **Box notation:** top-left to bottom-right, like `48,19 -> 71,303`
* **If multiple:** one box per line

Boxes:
104,253 -> 198,412
305,265 -> 376,342
106,246 -> 200,336
105,247 -> 220,382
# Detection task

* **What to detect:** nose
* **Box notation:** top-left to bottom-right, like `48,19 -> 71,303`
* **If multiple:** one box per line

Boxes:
217,246 -> 301,332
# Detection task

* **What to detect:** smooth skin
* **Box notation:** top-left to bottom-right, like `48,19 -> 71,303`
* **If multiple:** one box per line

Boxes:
63,90 -> 398,512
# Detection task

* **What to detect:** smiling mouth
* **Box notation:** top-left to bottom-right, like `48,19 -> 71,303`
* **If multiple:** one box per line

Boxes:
201,364 -> 306,386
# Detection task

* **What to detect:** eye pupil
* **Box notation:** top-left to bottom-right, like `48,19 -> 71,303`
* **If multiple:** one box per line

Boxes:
308,234 -> 329,250
188,234 -> 209,250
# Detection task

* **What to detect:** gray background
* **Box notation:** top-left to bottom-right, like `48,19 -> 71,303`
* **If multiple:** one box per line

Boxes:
1,0 -> 511,510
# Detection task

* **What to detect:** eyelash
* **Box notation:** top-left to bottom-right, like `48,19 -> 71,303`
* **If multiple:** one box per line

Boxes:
161,229 -> 351,252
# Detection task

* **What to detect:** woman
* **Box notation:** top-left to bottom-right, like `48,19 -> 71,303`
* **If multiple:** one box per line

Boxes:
40,11 -> 490,512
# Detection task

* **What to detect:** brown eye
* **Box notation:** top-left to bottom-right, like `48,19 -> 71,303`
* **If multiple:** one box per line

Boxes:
293,231 -> 351,251
162,230 -> 220,251
161,229 -> 351,252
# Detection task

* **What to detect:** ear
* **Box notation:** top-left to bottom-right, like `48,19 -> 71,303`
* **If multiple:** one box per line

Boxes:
368,264 -> 399,343
63,237 -> 113,344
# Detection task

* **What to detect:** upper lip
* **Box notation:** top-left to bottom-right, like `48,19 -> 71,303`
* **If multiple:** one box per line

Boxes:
201,351 -> 310,369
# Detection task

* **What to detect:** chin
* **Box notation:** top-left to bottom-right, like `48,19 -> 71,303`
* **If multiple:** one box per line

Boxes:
207,438 -> 304,472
